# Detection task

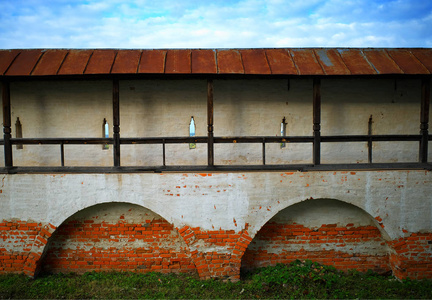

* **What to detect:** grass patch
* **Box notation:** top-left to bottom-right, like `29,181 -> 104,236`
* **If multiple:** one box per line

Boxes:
1,260 -> 431,299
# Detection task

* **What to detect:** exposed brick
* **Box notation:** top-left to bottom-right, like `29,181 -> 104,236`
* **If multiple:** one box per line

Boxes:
242,222 -> 391,275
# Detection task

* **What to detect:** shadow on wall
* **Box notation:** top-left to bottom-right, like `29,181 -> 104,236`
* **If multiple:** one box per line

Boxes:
39,202 -> 197,275
241,199 -> 390,274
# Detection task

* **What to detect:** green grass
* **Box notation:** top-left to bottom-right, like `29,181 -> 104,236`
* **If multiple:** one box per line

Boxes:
1,260 -> 431,299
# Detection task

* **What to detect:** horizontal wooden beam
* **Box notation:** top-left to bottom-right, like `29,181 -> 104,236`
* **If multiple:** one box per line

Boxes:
1,162 -> 430,174
10,138 -> 113,144
321,134 -> 423,142
8,134 -> 428,146
214,136 -> 314,143
121,137 -> 208,144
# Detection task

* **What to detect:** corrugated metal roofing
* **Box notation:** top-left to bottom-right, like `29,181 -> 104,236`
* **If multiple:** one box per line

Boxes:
0,48 -> 431,77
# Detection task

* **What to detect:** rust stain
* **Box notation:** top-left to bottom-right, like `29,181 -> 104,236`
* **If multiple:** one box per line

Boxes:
191,49 -> 217,73
362,49 -> 403,74
240,49 -> 271,74
1,48 -> 431,77
387,49 -> 430,74
32,49 -> 68,76
338,49 -> 377,75
111,50 -> 141,74
314,49 -> 350,75
410,49 -> 432,73
290,49 -> 324,75
0,50 -> 20,75
6,49 -> 42,76
85,49 -> 117,74
265,49 -> 297,74
165,50 -> 191,74
138,50 -> 166,73
58,50 -> 92,75
217,49 -> 244,74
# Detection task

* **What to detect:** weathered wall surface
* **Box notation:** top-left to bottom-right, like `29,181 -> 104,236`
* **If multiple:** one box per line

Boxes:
1,77 -> 431,279
242,199 -> 390,274
1,171 -> 431,279
5,78 -> 431,167
42,203 -> 196,275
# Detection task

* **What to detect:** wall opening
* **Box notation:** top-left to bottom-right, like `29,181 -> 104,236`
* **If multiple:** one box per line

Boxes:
102,118 -> 109,150
40,202 -> 197,275
189,116 -> 196,149
15,117 -> 23,150
241,199 -> 390,275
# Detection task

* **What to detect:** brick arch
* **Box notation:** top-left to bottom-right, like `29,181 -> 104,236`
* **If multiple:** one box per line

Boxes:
20,222 -> 57,277
48,199 -> 176,230
35,202 -> 197,277
241,198 -> 392,275
250,198 -> 391,242
176,225 -> 253,281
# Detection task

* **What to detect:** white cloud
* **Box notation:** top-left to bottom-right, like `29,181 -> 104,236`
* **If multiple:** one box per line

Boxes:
0,0 -> 431,48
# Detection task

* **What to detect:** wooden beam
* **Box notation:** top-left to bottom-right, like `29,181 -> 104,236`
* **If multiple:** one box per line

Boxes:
113,79 -> 120,166
2,81 -> 12,167
1,162 -> 430,175
420,77 -> 430,163
368,115 -> 373,164
207,79 -> 214,166
313,78 -> 321,165
60,142 -> 65,167
9,134 -> 422,145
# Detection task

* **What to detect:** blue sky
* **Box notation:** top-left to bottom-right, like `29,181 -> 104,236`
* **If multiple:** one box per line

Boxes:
0,0 -> 431,49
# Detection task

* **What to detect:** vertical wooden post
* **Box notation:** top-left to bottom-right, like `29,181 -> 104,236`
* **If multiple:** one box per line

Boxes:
60,142 -> 65,167
2,81 -> 12,167
419,77 -> 430,163
162,139 -> 166,167
368,115 -> 373,164
207,79 -> 214,166
313,78 -> 321,165
113,79 -> 120,167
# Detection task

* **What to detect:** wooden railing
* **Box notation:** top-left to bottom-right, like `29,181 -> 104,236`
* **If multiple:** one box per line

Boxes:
0,133 -> 430,174
1,77 -> 430,174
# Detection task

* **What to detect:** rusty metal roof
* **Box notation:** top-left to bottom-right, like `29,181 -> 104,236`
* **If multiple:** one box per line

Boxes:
0,48 -> 431,77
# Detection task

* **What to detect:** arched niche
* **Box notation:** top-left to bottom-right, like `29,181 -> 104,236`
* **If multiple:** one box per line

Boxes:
40,202 -> 197,275
241,199 -> 390,274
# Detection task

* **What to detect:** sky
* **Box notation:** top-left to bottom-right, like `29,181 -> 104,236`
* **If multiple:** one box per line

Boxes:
0,0 -> 431,49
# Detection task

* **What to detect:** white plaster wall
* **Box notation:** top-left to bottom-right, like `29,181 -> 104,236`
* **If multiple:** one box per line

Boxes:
0,85 -> 4,167
4,78 -> 431,167
321,78 -> 424,163
10,80 -> 113,167
214,79 -> 313,164
0,171 -> 431,242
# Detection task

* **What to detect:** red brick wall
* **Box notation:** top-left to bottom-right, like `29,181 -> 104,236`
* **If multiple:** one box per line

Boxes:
42,218 -> 196,275
0,220 -> 55,276
242,222 -> 390,274
389,233 -> 432,280
178,226 -> 252,280
1,208 -> 431,280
